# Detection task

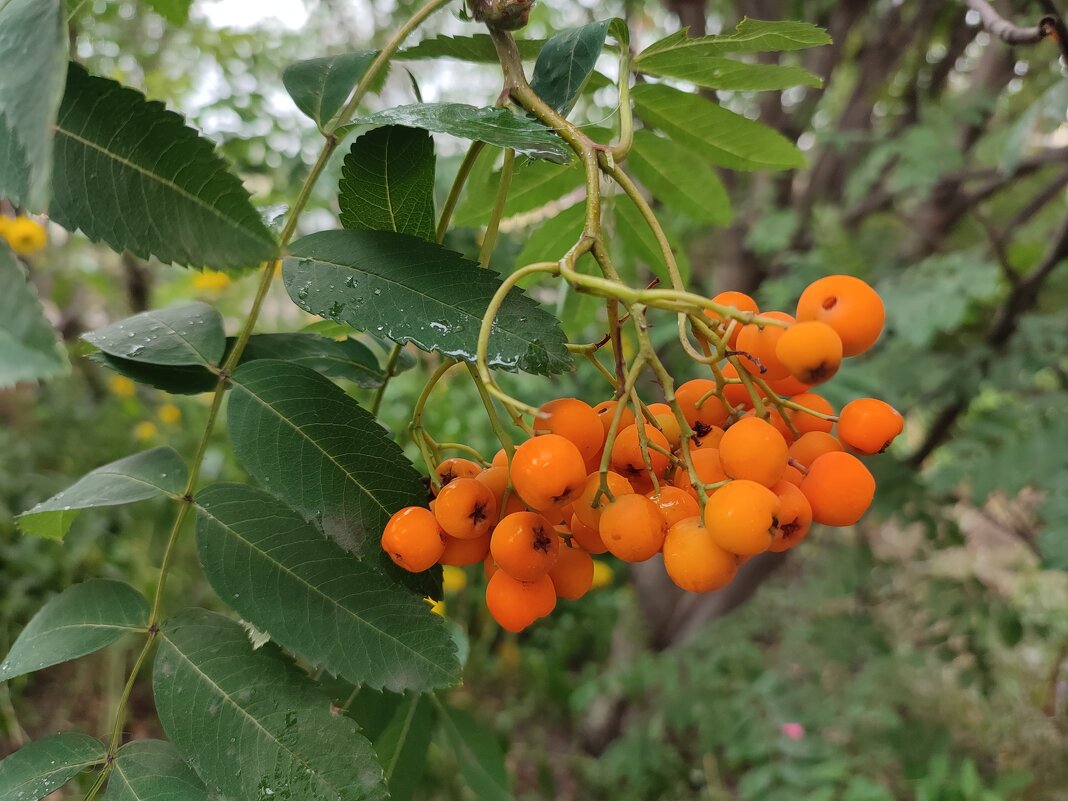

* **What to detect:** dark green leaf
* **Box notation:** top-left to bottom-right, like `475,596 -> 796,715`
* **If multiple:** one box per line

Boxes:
374,696 -> 433,801
628,130 -> 731,225
514,202 -> 586,267
635,53 -> 821,91
226,359 -> 425,556
284,230 -> 572,375
436,703 -> 511,801
632,83 -> 804,172
50,64 -> 278,269
242,333 -> 384,388
82,302 -> 225,369
637,18 -> 831,60
453,152 -> 583,227
106,740 -> 209,801
0,580 -> 147,681
398,34 -> 545,62
17,447 -> 187,539
0,243 -> 69,387
357,104 -> 570,163
195,483 -> 459,692
89,352 -> 218,395
283,51 -> 378,131
141,0 -> 194,25
339,126 -> 436,240
0,0 -> 67,210
153,609 -> 387,801
0,734 -> 104,801
530,20 -> 612,115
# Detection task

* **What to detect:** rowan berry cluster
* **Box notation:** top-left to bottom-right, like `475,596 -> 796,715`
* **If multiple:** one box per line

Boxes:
383,275 -> 903,632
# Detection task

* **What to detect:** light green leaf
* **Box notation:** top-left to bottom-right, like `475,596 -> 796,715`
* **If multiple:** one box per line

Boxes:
49,64 -> 278,269
195,483 -> 460,692
226,359 -> 424,557
242,333 -> 384,388
339,126 -> 436,240
17,447 -> 187,539
436,703 -> 511,801
398,34 -> 545,62
613,197 -> 691,285
141,0 -> 194,25
635,53 -> 821,91
0,733 -> 105,801
0,243 -> 69,388
106,740 -> 209,801
530,20 -> 613,115
284,229 -> 572,376
357,104 -> 570,163
0,580 -> 147,681
632,83 -> 804,172
82,303 -> 225,369
153,609 -> 387,801
637,18 -> 831,60
514,202 -> 586,268
454,151 -> 583,227
0,0 -> 67,210
283,51 -> 378,131
628,130 -> 732,225
374,696 -> 433,801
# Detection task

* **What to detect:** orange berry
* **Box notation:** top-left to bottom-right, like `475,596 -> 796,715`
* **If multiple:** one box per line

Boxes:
781,464 -> 805,486
474,466 -> 510,509
735,311 -> 794,380
646,485 -> 700,527
440,532 -> 492,566
788,431 -> 842,468
492,449 -> 509,468
744,406 -> 795,443
800,451 -> 875,526
510,433 -> 586,512
768,481 -> 813,552
483,554 -> 497,580
719,417 -> 788,487
702,291 -> 759,348
719,362 -> 754,409
599,494 -> 668,562
775,321 -> 843,385
593,399 -> 635,436
569,512 -> 607,554
765,372 -> 811,397
663,517 -> 739,592
691,425 -> 725,450
548,545 -> 594,600
435,457 -> 481,490
703,479 -> 780,556
533,397 -> 605,463
647,403 -> 683,450
485,571 -> 556,632
610,424 -> 671,479
490,511 -> 559,581
788,392 -> 835,435
381,506 -> 446,572
838,398 -> 903,454
573,470 -> 634,530
674,448 -> 727,491
796,274 -> 884,357
675,380 -> 729,435
433,477 -> 497,539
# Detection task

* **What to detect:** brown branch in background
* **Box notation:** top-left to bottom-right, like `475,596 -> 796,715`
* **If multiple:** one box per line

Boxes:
961,0 -> 1056,44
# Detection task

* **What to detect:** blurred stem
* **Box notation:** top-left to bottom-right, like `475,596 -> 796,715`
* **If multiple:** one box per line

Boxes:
478,148 -> 515,268
437,141 -> 486,243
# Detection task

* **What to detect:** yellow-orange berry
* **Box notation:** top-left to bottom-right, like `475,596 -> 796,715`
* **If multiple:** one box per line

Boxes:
838,398 -> 903,454
381,507 -> 446,572
788,392 -> 836,435
775,321 -> 843,386
568,512 -> 607,554
788,431 -> 843,469
492,449 -> 509,468
474,466 -> 510,510
533,397 -> 605,463
485,571 -> 556,632
490,511 -> 560,581
434,477 -> 497,539
435,457 -> 481,489
675,380 -> 729,435
599,494 -> 668,562
510,434 -> 586,512
703,479 -> 780,556
440,532 -> 492,566
691,425 -> 725,451
800,451 -> 875,526
719,417 -> 788,487
702,291 -> 759,348
674,447 -> 727,491
646,403 -> 682,450
796,274 -> 884,357
735,311 -> 794,380
646,485 -> 701,528
610,424 -> 671,480
592,399 -> 635,436
765,372 -> 811,397
548,545 -> 595,600
768,481 -> 813,552
573,470 -> 634,531
719,362 -> 755,409
663,517 -> 739,592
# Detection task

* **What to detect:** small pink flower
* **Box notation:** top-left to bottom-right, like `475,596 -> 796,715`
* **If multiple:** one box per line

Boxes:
780,722 -> 805,740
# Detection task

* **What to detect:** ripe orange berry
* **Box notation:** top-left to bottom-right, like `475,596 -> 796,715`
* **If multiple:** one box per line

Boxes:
744,406 -> 795,443
569,512 -> 607,554
646,485 -> 701,528
719,417 -> 788,487
775,321 -> 843,385
781,464 -> 805,485
735,311 -> 794,380
490,511 -> 559,581
663,517 -> 739,592
474,466 -> 509,508
548,545 -> 594,600
610,424 -> 671,479
675,380 -> 729,435
703,291 -> 759,348
433,477 -> 497,539
838,398 -> 903,454
381,506 -> 446,572
691,425 -> 725,451
646,403 -> 683,449
592,399 -> 635,436
440,532 -> 492,566
674,448 -> 727,491
492,449 -> 509,468
533,397 -> 605,463
599,494 -> 668,562
573,470 -> 634,530
788,392 -> 835,435
768,481 -> 813,552
788,431 -> 843,469
796,274 -> 884,357
435,457 -> 481,490
510,433 -> 586,512
800,451 -> 875,526
765,372 -> 811,397
719,362 -> 754,409
485,571 -> 556,632
483,554 -> 497,580
703,479 -> 780,556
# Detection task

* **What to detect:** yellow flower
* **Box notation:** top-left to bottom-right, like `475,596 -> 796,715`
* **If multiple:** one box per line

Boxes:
442,565 -> 467,595
1,216 -> 47,256
425,598 -> 446,617
158,403 -> 182,425
133,421 -> 159,442
591,560 -> 614,589
109,375 -> 137,398
192,271 -> 232,291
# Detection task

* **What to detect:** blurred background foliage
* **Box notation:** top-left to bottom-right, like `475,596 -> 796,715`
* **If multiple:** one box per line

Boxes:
3,0 -> 1068,798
